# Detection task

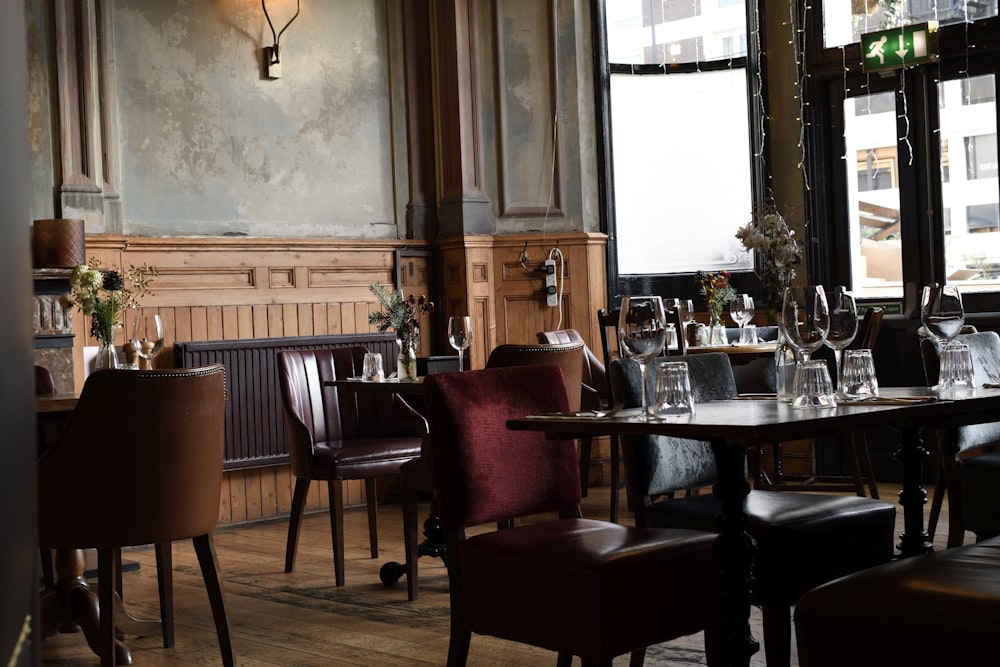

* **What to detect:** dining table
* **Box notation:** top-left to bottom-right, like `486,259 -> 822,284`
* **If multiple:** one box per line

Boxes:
508,386 -> 1000,667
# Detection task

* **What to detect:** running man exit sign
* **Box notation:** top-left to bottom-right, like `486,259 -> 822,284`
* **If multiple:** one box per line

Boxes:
861,22 -> 938,73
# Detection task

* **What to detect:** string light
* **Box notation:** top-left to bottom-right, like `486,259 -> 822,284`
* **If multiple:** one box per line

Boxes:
898,70 -> 914,166
789,0 -> 811,192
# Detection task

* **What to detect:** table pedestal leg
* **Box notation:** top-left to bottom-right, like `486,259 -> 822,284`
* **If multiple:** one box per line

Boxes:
39,548 -> 133,665
711,440 -> 759,667
895,424 -> 933,557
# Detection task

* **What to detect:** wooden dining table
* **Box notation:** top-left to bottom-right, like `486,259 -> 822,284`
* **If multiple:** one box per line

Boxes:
508,386 -> 1000,667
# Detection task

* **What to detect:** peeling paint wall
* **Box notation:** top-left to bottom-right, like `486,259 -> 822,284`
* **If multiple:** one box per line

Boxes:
112,0 -> 403,238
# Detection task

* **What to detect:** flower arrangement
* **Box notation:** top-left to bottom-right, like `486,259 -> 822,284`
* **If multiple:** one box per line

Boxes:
367,282 -> 435,346
696,270 -> 736,324
735,209 -> 802,323
61,259 -> 157,344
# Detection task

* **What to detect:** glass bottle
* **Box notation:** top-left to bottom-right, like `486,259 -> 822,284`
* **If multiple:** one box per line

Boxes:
774,328 -> 798,403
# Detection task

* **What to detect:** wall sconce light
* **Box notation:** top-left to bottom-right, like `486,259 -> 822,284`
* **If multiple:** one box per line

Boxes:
262,0 -> 301,79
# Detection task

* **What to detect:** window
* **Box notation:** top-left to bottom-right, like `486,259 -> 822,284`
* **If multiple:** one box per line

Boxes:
811,3 -> 1000,307
598,0 -> 760,301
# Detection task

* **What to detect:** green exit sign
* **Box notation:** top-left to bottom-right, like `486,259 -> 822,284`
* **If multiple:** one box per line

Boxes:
861,22 -> 938,73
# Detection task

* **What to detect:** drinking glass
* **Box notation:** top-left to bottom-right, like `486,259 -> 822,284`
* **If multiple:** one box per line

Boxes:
728,294 -> 755,342
618,296 -> 668,419
448,316 -> 473,371
131,314 -> 164,369
653,360 -> 695,417
780,285 -> 830,364
823,286 -> 858,392
921,284 -> 965,348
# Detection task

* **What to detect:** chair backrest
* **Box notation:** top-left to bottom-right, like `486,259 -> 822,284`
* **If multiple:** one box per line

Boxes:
38,365 -> 227,549
35,365 -> 56,396
852,306 -> 885,350
277,346 -> 427,477
536,329 -> 610,408
485,341 -> 585,411
610,353 -> 738,497
597,307 -> 620,373
920,331 -> 1000,455
423,365 -> 580,531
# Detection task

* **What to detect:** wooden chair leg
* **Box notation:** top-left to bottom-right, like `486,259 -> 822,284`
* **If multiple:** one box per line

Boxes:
629,647 -> 647,667
284,477 -> 310,572
40,548 -> 54,588
97,548 -> 116,667
192,534 -> 235,667
328,479 -> 346,586
855,431 -> 880,499
402,474 -> 420,601
155,542 -> 174,648
762,604 -> 792,667
845,432 -> 867,497
365,477 -> 379,558
609,435 -> 620,524
579,437 -> 592,497
557,652 -> 573,667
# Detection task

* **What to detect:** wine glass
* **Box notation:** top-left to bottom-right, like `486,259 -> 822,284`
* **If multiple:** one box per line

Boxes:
729,294 -> 755,341
618,296 -> 668,419
823,287 -> 858,392
780,285 -> 830,364
131,314 -> 165,369
921,284 -> 965,348
674,298 -> 695,343
448,316 -> 473,371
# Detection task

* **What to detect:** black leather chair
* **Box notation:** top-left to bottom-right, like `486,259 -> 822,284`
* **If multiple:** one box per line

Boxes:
795,536 -> 1000,666
610,353 -> 897,667
277,346 -> 427,585
920,330 -> 1000,546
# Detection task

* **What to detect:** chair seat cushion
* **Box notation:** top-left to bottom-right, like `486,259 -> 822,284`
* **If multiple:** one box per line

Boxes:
795,536 -> 1000,666
313,437 -> 423,478
959,450 -> 1000,533
458,518 -> 720,663
645,490 -> 896,604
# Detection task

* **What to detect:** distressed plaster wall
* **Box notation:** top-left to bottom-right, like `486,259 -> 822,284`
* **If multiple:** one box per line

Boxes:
111,0 -> 405,238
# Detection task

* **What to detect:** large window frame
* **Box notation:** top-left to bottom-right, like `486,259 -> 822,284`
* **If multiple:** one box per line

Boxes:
805,4 -> 1000,316
591,0 -> 769,309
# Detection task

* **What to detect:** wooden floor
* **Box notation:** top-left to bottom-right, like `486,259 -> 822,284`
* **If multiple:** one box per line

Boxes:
40,482 -> 954,667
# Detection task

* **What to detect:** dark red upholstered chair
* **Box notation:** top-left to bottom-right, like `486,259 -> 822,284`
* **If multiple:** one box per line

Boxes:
611,353 -> 897,667
277,346 -> 426,585
37,366 -> 234,666
423,364 -> 723,667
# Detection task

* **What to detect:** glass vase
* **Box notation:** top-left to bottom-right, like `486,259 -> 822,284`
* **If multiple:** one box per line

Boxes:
397,336 -> 418,381
95,325 -> 120,370
708,314 -> 728,346
774,328 -> 798,403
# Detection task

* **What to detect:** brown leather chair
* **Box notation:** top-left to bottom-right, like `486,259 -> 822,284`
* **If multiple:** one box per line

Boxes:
423,364 -> 723,666
536,329 -> 625,522
485,341 -> 584,408
37,365 -> 234,667
277,346 -> 426,585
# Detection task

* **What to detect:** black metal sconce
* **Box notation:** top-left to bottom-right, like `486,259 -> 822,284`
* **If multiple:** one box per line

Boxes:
262,0 -> 301,79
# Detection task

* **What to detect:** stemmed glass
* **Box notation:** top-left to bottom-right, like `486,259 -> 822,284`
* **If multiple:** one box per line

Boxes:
729,294 -> 755,342
823,287 -> 858,393
447,316 -> 473,371
673,298 -> 695,343
781,285 -> 830,365
921,284 -> 965,349
131,314 -> 165,370
618,296 -> 668,419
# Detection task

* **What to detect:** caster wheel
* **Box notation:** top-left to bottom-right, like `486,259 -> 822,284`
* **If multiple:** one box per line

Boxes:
380,561 -> 405,586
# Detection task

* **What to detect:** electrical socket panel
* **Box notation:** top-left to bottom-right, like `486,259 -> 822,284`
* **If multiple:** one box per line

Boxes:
544,259 -> 558,307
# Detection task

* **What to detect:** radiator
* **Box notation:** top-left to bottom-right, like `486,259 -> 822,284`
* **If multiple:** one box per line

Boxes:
174,333 -> 398,470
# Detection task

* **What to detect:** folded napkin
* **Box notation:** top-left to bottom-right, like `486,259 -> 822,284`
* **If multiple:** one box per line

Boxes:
843,395 -> 937,405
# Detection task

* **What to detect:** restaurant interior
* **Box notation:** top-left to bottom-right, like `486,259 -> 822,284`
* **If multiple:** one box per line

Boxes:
3,0 -> 1000,665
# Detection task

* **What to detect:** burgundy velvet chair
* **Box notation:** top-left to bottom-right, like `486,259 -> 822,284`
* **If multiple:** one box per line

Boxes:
423,364 -> 723,667
277,346 -> 426,585
37,366 -> 234,666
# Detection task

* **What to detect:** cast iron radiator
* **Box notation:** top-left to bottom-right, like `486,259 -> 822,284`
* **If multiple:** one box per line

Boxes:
174,333 -> 397,470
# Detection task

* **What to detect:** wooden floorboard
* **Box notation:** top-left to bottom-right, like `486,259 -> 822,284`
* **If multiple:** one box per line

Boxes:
40,482 -> 952,666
